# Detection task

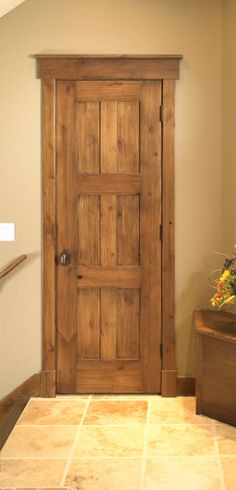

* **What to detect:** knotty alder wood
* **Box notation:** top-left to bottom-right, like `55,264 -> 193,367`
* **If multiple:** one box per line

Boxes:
56,80 -> 162,393
161,80 -> 177,396
37,56 -> 181,396
42,79 -> 56,375
35,55 -> 182,80
56,82 -> 78,393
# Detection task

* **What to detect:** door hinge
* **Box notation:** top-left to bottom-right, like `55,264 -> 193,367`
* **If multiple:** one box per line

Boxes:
160,105 -> 164,123
159,223 -> 163,241
160,342 -> 164,359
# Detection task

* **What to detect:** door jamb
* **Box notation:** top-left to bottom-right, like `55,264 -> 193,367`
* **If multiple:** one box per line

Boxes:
36,55 -> 182,397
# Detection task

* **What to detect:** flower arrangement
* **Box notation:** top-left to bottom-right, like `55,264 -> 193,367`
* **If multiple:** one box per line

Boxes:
210,247 -> 236,309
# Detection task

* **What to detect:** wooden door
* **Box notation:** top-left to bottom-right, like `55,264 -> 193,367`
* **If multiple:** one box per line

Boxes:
56,80 -> 162,393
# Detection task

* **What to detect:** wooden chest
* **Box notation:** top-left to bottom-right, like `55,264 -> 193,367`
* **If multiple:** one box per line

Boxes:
195,309 -> 236,427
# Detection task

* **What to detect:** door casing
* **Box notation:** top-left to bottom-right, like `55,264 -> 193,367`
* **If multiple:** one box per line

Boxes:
35,54 -> 182,397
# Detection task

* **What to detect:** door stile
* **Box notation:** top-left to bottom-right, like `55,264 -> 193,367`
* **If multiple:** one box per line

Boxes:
140,82 -> 162,392
56,82 -> 78,393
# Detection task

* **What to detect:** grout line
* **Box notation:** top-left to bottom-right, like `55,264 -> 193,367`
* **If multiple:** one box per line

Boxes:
29,397 -> 89,402
16,422 -> 215,428
3,454 -> 232,461
213,423 -> 226,490
16,423 -> 147,428
139,398 -> 151,490
59,395 -> 92,486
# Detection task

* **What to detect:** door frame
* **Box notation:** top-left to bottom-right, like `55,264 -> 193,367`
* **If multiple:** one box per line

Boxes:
35,54 -> 182,397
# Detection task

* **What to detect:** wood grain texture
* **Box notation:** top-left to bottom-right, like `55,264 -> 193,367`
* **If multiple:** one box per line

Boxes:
56,82 -> 78,393
77,289 -> 101,360
76,361 -> 142,393
117,195 -> 140,265
76,82 -> 142,101
77,266 -> 141,288
0,373 -> 41,448
117,289 -> 140,359
117,101 -> 139,173
195,309 -> 236,425
78,196 -> 100,266
0,255 -> 27,280
77,101 -> 100,174
161,370 -> 177,397
42,79 -> 56,373
101,195 -> 117,266
140,82 -> 162,392
40,370 -> 56,397
35,56 -> 182,80
161,79 -> 176,396
78,174 -> 141,194
39,56 -> 181,396
101,101 -> 118,172
101,289 -> 117,360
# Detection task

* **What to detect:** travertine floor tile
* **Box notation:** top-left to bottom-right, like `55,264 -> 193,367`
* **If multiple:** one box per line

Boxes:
17,400 -> 86,425
220,456 -> 236,489
74,425 -> 145,457
215,424 -> 236,454
65,458 -> 142,490
0,459 -> 66,488
146,424 -> 216,456
83,400 -> 147,425
144,457 -> 222,490
1,426 -> 77,458
149,396 -> 213,425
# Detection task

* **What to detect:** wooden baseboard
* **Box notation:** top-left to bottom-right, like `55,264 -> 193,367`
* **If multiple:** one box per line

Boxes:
0,373 -> 41,449
177,376 -> 196,396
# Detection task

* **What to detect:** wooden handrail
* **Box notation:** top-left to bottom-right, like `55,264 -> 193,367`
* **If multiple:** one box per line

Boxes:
0,255 -> 27,279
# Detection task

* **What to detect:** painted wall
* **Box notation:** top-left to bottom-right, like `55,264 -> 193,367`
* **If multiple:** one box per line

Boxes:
0,0 -> 223,397
222,0 -> 236,256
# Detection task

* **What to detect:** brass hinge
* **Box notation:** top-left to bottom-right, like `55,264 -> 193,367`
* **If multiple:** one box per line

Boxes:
160,342 -> 164,359
159,223 -> 163,241
160,105 -> 164,123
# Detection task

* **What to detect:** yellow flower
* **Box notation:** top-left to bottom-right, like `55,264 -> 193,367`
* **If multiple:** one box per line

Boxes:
220,270 -> 230,282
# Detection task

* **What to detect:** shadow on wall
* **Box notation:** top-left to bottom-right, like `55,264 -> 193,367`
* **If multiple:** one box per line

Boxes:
176,253 -> 217,376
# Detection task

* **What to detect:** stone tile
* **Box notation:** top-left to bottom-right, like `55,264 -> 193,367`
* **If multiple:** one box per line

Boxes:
65,458 -> 142,490
74,425 -> 145,457
146,424 -> 216,456
220,456 -> 236,490
83,400 -> 147,425
0,459 -> 66,488
17,400 -> 86,425
215,424 -> 236,454
144,457 -> 222,490
1,425 -> 77,458
149,397 -> 212,424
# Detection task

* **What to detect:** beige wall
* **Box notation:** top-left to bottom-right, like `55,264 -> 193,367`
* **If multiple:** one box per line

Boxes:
0,0 -> 223,397
223,0 -> 236,255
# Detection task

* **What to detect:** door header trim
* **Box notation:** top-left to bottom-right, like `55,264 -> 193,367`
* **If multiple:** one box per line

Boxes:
34,54 -> 182,80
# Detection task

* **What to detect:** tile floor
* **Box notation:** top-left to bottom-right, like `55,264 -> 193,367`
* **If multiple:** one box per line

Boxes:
1,395 -> 236,489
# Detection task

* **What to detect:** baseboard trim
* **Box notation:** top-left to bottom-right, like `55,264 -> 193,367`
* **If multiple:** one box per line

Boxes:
177,376 -> 196,396
0,373 -> 41,449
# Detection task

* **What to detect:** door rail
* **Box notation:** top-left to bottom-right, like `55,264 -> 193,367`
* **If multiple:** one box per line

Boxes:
0,255 -> 27,279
